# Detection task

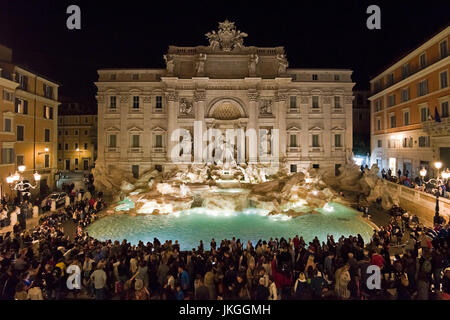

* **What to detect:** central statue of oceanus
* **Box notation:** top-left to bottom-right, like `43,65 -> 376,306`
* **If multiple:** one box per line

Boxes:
205,20 -> 248,52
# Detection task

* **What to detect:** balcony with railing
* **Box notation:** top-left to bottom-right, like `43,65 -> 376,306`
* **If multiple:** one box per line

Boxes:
422,116 -> 450,136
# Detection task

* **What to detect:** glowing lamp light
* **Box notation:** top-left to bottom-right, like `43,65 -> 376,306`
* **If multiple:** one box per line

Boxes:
76,148 -> 80,152
312,190 -> 318,196
12,172 -> 20,181
44,147 -> 49,152
18,165 -> 26,173
6,176 -> 14,184
305,178 -> 311,184
434,162 -> 443,170
419,168 -> 427,177
442,170 -> 450,180
33,172 -> 41,181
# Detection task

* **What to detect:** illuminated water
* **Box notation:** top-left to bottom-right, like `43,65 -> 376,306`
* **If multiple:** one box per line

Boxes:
86,202 -> 374,251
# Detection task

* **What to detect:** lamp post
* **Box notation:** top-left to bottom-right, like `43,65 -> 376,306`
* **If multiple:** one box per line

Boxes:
419,161 -> 449,225
6,165 -> 41,203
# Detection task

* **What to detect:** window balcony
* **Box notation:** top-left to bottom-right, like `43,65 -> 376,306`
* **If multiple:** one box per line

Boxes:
129,147 -> 143,153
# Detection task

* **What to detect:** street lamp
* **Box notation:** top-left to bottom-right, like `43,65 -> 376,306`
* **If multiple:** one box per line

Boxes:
420,162 -> 449,226
6,166 -> 41,202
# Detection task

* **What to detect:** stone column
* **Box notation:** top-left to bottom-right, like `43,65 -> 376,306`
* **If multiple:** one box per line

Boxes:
143,94 -> 152,162
323,94 -> 332,159
194,90 -> 206,164
276,91 -> 287,161
247,91 -> 259,164
166,91 -> 178,163
344,95 -> 353,160
119,93 -> 129,163
95,94 -> 106,164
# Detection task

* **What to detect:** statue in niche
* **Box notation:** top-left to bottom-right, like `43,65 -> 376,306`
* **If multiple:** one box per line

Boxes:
195,53 -> 207,75
260,100 -> 273,115
163,54 -> 174,75
248,54 -> 259,75
179,98 -> 193,115
277,54 -> 289,74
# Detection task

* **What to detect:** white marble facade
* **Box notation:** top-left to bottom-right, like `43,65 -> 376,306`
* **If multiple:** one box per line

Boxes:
95,21 -> 355,177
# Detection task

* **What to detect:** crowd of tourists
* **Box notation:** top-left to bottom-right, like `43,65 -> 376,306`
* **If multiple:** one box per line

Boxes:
0,193 -> 448,300
380,167 -> 449,199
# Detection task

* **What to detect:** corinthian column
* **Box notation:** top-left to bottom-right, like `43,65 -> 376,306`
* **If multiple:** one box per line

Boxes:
166,91 -> 178,162
247,90 -> 259,164
276,91 -> 287,160
194,90 -> 206,164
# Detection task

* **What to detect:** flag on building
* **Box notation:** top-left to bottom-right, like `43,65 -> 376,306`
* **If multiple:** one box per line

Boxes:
435,106 -> 441,122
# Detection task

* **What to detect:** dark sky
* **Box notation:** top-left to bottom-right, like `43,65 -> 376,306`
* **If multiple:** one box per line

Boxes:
0,0 -> 449,110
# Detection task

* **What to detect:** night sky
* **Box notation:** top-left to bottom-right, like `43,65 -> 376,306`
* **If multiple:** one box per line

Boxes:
0,0 -> 449,110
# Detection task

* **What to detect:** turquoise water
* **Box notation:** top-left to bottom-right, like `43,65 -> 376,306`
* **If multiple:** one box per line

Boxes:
86,202 -> 375,251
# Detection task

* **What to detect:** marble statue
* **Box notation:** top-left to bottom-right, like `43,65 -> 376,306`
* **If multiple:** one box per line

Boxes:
195,53 -> 207,75
277,54 -> 288,74
164,54 -> 174,75
206,20 -> 248,52
248,54 -> 259,75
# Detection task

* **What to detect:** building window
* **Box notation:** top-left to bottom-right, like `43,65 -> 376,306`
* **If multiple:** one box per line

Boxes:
4,118 -> 11,132
377,140 -> 382,148
74,130 -> 78,136
133,96 -> 140,109
44,154 -> 49,168
155,135 -> 163,148
334,74 -> 340,81
44,129 -> 50,142
440,39 -> 448,59
418,136 -> 430,148
387,94 -> 396,107
374,99 -> 382,112
401,88 -> 410,102
402,63 -> 410,79
312,164 -> 320,169
17,125 -> 24,141
74,143 -> 79,150
43,84 -> 54,99
312,135 -> 319,147
334,134 -> 342,148
65,130 -> 69,135
132,165 -> 139,179
440,71 -> 448,89
156,96 -> 162,109
84,143 -> 88,150
334,96 -> 341,108
16,155 -> 24,166
1,148 -> 14,164
312,74 -> 318,81
3,89 -> 13,102
109,135 -> 117,148
58,143 -> 62,150
110,96 -> 116,108
404,110 -> 410,125
17,73 -> 28,90
419,53 -> 426,69
312,96 -> 319,108
376,118 -> 381,131
387,73 -> 394,85
289,96 -> 296,109
132,135 -> 140,148
65,143 -> 68,150
390,114 -> 396,128
420,107 -> 429,122
289,134 -> 297,147
442,101 -> 449,118
290,164 -> 297,173
14,98 -> 28,114
43,106 -> 53,119
417,79 -> 428,96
